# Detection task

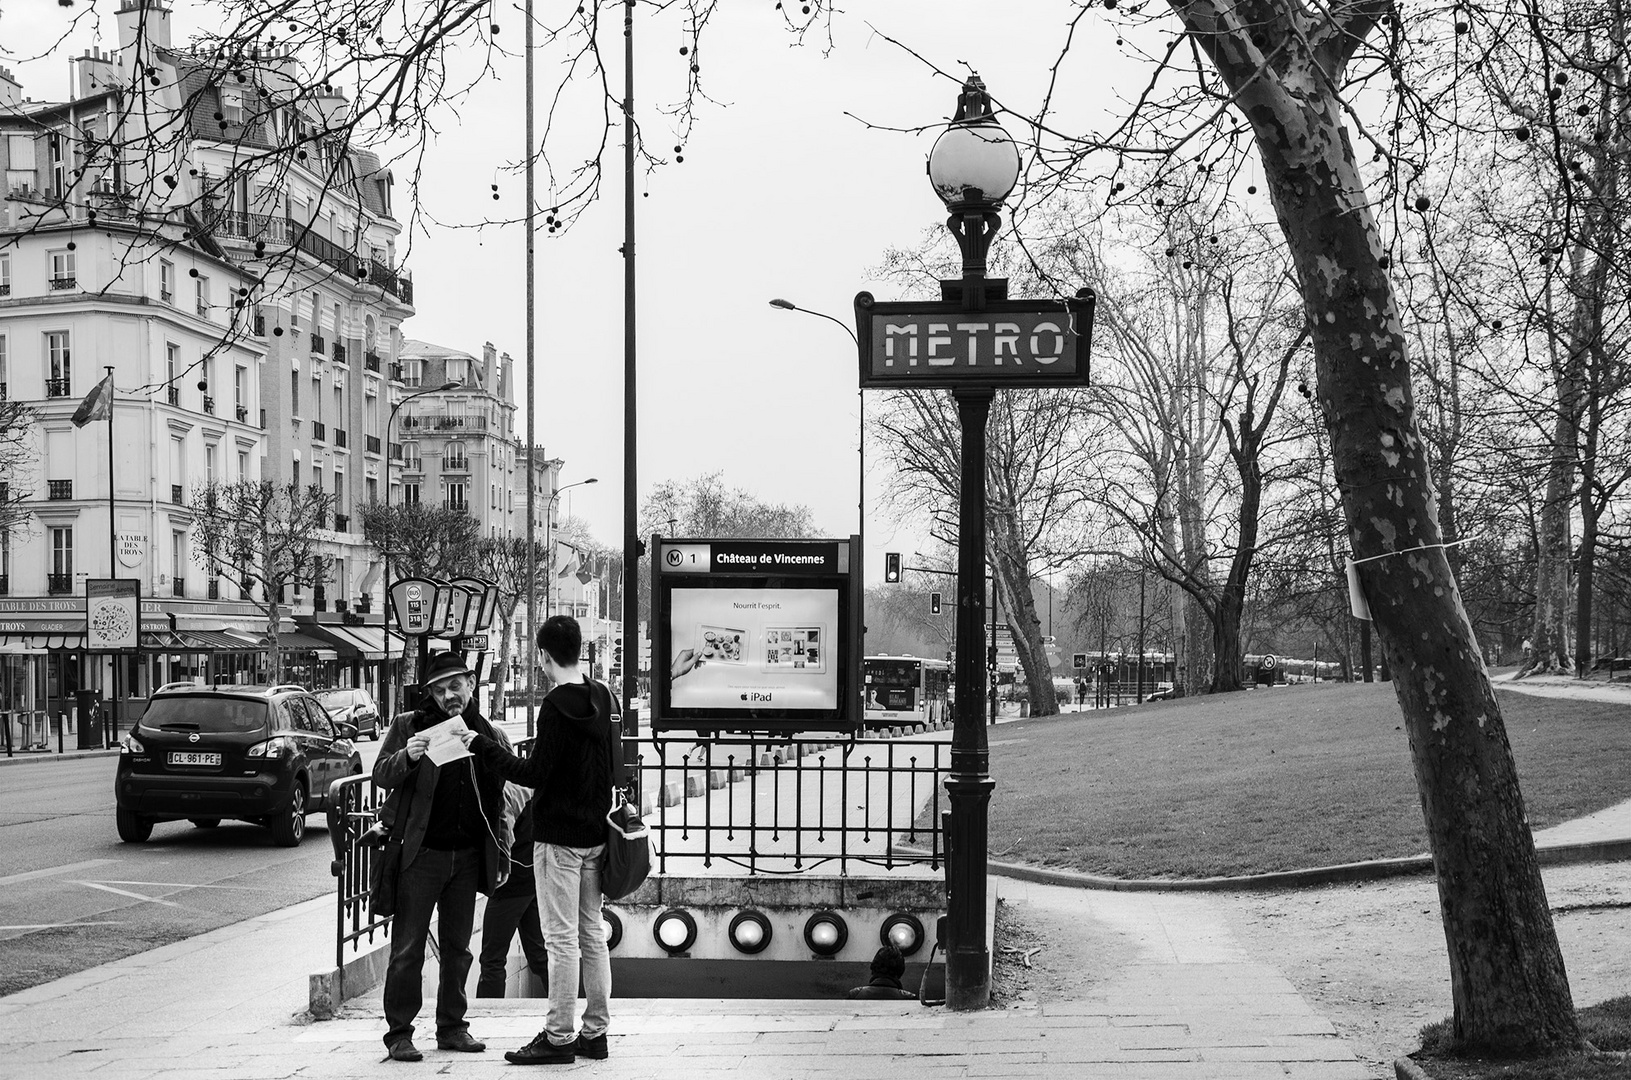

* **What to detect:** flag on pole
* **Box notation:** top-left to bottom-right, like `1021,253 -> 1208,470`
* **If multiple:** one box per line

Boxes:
72,372 -> 115,428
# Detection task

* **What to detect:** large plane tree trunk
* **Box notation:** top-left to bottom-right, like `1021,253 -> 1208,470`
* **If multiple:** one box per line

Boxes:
1176,0 -> 1580,1054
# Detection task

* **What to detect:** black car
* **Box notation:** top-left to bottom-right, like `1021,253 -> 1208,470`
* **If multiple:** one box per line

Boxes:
114,683 -> 363,847
313,687 -> 382,740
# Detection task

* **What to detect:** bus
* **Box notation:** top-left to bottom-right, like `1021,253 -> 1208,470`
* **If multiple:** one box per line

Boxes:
862,655 -> 951,729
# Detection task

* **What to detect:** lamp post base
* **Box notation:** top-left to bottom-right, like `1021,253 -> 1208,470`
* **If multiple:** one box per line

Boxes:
944,772 -> 994,1010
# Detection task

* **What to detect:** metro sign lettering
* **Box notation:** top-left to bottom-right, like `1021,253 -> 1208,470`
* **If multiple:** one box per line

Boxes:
855,289 -> 1095,389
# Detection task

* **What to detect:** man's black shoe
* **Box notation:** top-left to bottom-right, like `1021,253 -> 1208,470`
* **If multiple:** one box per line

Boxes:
574,1032 -> 609,1060
504,1032 -> 576,1065
386,1040 -> 423,1062
437,1031 -> 486,1052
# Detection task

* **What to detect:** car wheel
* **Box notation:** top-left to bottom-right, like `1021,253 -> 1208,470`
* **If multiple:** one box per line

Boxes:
116,806 -> 153,843
269,782 -> 307,847
190,818 -> 222,829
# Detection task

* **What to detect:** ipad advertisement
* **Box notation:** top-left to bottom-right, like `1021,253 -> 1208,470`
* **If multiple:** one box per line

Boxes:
668,587 -> 839,712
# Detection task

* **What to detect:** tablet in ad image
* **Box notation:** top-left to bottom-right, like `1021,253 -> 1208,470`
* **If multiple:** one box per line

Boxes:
763,625 -> 825,672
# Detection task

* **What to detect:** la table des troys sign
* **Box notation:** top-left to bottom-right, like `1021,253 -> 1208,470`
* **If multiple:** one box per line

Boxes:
853,290 -> 1095,389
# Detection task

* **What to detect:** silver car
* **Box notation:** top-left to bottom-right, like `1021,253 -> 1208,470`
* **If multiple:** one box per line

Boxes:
313,687 -> 382,740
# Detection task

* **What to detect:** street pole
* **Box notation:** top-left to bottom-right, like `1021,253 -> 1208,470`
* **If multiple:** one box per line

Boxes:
524,0 -> 537,736
988,572 -> 997,726
106,366 -> 119,746
1136,557 -> 1147,704
620,0 -> 640,727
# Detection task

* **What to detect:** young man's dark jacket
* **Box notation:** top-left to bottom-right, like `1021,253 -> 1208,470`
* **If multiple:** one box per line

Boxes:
372,700 -> 513,895
470,678 -> 616,848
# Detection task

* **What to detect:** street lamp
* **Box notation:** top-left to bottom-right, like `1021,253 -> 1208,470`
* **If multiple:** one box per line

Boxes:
927,74 -> 1019,1012
380,379 -> 460,715
543,477 -> 598,618
769,298 -> 864,538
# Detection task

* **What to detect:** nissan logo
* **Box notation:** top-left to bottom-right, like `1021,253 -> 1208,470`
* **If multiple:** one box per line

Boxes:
188,733 -> 200,743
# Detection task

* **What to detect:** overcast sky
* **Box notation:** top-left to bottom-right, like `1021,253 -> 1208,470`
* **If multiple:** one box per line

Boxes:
5,1 -> 1127,579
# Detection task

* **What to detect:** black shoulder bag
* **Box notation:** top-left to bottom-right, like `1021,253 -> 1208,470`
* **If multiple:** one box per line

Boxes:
367,716 -> 416,918
598,683 -> 650,900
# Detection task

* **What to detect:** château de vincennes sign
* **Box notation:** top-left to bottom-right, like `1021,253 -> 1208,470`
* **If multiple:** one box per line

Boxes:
854,289 -> 1095,390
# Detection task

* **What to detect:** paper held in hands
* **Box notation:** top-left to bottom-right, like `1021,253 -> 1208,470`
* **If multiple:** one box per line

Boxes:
421,717 -> 473,766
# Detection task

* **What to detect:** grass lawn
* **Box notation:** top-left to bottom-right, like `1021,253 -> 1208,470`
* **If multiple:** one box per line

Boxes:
978,680 -> 1631,878
1410,996 -> 1631,1078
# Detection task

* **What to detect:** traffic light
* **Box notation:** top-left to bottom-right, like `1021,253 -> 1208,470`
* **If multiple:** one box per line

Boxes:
930,591 -> 942,614
613,635 -> 624,668
884,552 -> 902,583
987,644 -> 998,670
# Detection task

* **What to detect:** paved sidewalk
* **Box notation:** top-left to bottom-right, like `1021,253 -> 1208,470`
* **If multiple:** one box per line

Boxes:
0,877 -> 1372,1080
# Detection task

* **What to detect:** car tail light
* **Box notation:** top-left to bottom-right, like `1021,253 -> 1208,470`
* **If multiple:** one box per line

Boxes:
119,733 -> 145,754
246,736 -> 296,758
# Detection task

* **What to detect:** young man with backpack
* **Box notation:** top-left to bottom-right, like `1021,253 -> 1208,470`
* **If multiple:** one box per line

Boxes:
463,615 -> 617,1064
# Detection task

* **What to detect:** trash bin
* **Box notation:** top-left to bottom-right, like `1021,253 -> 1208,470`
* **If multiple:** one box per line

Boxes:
75,689 -> 100,749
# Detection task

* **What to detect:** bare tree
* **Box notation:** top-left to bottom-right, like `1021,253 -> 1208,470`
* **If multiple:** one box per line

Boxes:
0,401 -> 38,544
190,480 -> 335,682
359,502 -> 481,581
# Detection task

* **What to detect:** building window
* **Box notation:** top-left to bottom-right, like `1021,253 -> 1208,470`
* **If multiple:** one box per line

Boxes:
235,366 -> 248,420
445,441 -> 468,470
50,526 -> 74,592
221,87 -> 244,125
445,481 -> 466,510
400,358 -> 422,388
402,441 -> 420,470
0,253 -> 11,296
291,367 -> 300,415
46,331 -> 71,396
0,333 -> 7,400
159,259 -> 174,303
205,443 -> 217,485
238,450 -> 249,481
172,531 -> 186,596
49,249 -> 76,290
195,274 -> 211,317
445,357 -> 468,384
403,481 -> 420,505
366,477 -> 377,503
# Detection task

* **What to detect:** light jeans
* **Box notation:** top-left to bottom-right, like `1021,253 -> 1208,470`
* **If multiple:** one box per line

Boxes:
535,841 -> 611,1045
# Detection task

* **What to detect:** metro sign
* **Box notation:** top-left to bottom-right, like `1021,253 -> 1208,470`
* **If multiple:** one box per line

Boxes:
855,289 -> 1095,389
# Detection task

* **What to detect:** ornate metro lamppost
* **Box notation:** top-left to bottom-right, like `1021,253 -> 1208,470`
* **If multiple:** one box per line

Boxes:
927,75 -> 1020,1012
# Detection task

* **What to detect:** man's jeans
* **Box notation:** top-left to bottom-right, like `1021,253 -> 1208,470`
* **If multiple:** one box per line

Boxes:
382,846 -> 480,1048
536,842 -> 611,1045
476,873 -> 549,998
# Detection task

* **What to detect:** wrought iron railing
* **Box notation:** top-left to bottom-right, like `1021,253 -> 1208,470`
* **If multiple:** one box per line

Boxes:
203,396 -> 215,415
310,334 -> 326,355
167,386 -> 180,406
332,342 -> 346,364
48,480 -> 72,500
334,428 -> 348,448
171,484 -> 184,504
50,276 -> 77,291
364,351 -> 381,372
311,421 -> 326,442
326,733 -> 946,971
172,578 -> 186,598
46,378 -> 71,398
47,573 -> 73,595
365,435 -> 381,454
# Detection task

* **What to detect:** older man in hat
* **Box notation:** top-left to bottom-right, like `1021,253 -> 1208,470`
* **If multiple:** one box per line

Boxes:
373,650 -> 513,1062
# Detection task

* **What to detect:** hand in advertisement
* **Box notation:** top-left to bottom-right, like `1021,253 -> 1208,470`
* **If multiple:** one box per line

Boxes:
671,648 -> 700,680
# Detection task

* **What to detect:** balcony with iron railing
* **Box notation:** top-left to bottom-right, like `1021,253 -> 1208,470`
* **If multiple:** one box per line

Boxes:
0,574 -> 8,596
400,414 -> 486,432
167,386 -> 180,406
253,313 -> 266,336
171,484 -> 184,504
47,480 -> 72,500
203,396 -> 215,415
364,351 -> 381,373
236,405 -> 249,422
310,334 -> 326,355
160,289 -> 173,304
47,573 -> 73,595
401,457 -> 422,473
443,456 -> 470,473
365,435 -> 381,454
50,276 -> 77,291
212,210 -> 296,248
172,578 -> 186,598
356,594 -> 372,614
207,580 -> 219,600
332,342 -> 346,363
447,500 -> 468,514
0,284 -> 10,296
196,299 -> 210,318
314,586 -> 327,612
389,442 -> 403,461
311,422 -> 326,442
334,513 -> 349,532
46,378 -> 71,398
334,428 -> 348,448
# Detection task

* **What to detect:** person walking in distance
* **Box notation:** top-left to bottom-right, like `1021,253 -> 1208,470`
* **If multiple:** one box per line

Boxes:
374,652 -> 513,1063
463,615 -> 618,1065
476,782 -> 551,998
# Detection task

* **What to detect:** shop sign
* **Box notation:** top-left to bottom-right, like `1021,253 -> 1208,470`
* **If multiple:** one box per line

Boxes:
116,532 -> 147,569
854,290 -> 1095,389
389,578 -> 437,636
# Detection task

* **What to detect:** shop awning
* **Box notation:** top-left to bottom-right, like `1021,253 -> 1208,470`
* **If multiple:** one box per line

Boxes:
222,629 -> 338,661
0,633 -> 86,651
140,630 -> 191,651
177,630 -> 262,651
309,624 -> 383,660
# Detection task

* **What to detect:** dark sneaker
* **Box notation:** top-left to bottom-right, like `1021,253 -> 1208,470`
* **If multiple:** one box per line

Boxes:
436,1031 -> 486,1052
574,1032 -> 609,1060
386,1040 -> 423,1062
505,1032 -> 575,1065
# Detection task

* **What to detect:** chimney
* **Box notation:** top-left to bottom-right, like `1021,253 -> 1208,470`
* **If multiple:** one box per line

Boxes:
74,48 -> 120,97
118,0 -> 172,53
0,66 -> 19,108
483,342 -> 498,391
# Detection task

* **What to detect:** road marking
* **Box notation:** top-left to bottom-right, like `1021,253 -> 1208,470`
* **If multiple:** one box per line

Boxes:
0,859 -> 118,887
94,880 -> 267,891
72,881 -> 186,908
0,922 -> 125,931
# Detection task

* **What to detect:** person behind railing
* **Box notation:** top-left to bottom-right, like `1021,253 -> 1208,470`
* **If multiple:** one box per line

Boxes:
476,782 -> 550,999
847,944 -> 917,1000
372,652 -> 513,1064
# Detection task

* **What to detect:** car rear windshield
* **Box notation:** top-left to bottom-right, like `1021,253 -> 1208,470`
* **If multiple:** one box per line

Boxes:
141,696 -> 268,733
315,690 -> 357,707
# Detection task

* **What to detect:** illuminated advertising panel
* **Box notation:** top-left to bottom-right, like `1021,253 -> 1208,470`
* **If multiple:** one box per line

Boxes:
652,536 -> 861,735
